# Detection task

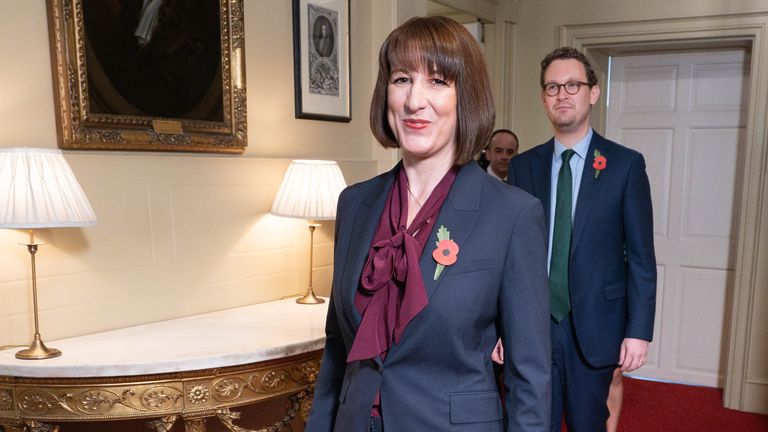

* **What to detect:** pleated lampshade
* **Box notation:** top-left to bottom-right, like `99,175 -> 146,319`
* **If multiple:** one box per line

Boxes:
271,160 -> 347,220
0,147 -> 97,228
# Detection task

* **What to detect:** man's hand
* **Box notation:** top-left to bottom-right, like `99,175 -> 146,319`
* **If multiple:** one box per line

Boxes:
491,338 -> 504,364
618,338 -> 649,372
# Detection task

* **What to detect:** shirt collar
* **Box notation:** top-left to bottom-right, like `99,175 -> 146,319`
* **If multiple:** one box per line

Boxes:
554,128 -> 593,161
486,164 -> 506,181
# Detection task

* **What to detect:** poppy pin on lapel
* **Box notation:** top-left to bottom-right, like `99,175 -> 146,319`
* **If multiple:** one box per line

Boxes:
433,225 -> 459,280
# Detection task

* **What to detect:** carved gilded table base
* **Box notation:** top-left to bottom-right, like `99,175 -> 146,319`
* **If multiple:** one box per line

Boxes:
0,351 -> 320,432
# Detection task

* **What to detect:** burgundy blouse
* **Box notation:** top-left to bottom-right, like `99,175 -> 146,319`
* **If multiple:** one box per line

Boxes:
348,165 -> 458,363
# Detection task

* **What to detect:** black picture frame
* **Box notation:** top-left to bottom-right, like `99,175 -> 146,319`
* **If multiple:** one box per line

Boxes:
292,0 -> 351,122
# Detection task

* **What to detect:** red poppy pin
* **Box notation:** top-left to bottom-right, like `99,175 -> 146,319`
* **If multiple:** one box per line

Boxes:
433,225 -> 459,280
593,149 -> 607,179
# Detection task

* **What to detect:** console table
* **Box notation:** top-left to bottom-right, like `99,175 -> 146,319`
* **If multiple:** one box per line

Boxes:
0,298 -> 328,432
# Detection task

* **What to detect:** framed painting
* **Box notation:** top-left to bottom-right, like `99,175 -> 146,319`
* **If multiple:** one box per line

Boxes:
46,0 -> 247,154
292,0 -> 351,122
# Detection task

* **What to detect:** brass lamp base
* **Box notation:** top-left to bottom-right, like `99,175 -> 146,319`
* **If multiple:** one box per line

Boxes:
296,288 -> 325,304
16,335 -> 61,360
296,222 -> 325,305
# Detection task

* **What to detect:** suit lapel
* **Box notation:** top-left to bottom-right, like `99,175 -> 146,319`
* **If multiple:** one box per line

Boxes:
532,140 -> 554,230
418,163 -> 482,299
571,134 -> 609,251
341,166 -> 397,329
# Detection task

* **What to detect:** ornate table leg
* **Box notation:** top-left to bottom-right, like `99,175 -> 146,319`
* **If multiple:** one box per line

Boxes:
297,359 -> 319,423
299,383 -> 315,423
20,421 -> 59,432
216,409 -> 254,432
184,417 -> 207,432
215,389 -> 305,432
147,415 -> 178,432
0,419 -> 24,432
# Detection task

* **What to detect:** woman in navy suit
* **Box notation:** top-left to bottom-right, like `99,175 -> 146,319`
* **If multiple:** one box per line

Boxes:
306,16 -> 551,432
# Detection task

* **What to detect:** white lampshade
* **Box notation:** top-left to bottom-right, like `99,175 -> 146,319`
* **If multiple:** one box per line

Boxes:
0,147 -> 97,228
271,160 -> 347,220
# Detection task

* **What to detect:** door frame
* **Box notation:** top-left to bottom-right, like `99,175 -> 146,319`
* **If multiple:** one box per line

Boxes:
560,13 -> 768,412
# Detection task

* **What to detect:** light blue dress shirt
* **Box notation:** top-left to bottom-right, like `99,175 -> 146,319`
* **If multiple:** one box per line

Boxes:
547,128 -> 593,271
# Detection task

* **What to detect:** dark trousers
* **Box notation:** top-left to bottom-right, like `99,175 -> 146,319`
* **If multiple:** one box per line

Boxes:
550,314 -> 614,432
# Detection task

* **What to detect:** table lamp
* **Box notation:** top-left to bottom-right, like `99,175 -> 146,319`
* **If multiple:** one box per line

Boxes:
271,160 -> 346,304
0,147 -> 97,359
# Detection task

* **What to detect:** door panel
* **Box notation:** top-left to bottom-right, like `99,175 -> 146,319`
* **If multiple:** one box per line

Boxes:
606,50 -> 748,387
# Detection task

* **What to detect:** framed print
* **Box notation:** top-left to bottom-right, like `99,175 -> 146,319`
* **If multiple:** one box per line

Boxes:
46,0 -> 248,154
292,0 -> 351,122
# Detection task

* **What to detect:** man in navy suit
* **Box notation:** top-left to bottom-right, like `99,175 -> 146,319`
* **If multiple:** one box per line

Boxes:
507,47 -> 657,432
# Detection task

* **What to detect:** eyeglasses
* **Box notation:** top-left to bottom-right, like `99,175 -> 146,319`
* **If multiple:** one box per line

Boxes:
543,81 -> 590,97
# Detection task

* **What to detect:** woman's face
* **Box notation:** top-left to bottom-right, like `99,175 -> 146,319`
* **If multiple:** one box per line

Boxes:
386,67 -> 457,163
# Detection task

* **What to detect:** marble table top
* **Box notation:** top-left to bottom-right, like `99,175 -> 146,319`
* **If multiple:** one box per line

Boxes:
0,298 -> 328,378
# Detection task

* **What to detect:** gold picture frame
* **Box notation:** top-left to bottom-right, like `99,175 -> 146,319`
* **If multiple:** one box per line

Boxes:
46,0 -> 247,154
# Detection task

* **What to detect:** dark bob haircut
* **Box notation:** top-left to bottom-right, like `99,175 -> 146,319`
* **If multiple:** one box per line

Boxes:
539,46 -> 598,89
369,16 -> 495,165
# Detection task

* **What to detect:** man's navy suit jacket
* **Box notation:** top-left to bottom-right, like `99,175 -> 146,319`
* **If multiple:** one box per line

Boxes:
507,132 -> 657,368
306,162 -> 552,432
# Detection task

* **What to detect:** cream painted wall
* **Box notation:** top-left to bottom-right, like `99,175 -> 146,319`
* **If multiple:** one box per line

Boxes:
245,1 -> 375,160
0,1 -> 385,347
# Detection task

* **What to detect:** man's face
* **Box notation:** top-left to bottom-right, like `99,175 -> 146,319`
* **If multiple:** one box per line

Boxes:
541,59 -> 600,135
487,132 -> 518,178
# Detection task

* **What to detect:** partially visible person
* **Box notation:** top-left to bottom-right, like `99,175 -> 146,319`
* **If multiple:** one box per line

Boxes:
606,368 -> 624,432
305,16 -> 551,432
485,129 -> 519,181
508,46 -> 656,432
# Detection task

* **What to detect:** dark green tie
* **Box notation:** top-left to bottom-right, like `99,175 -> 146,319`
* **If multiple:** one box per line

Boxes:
550,149 -> 575,322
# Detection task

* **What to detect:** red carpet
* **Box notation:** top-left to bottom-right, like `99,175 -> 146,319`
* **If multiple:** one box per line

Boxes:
616,377 -> 768,431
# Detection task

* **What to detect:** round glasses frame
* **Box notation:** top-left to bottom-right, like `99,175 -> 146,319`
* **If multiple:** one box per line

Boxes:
543,81 -> 591,97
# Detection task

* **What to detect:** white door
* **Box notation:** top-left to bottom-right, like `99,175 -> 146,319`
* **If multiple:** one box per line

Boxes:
605,50 -> 749,387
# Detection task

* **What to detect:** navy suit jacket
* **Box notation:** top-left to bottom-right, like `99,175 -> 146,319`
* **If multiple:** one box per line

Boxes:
507,132 -> 656,367
306,162 -> 551,432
